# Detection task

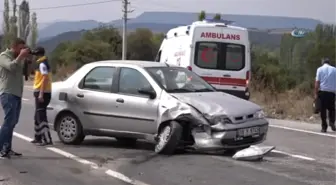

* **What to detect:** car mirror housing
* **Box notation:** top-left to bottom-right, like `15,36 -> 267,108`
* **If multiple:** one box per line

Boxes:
138,88 -> 156,99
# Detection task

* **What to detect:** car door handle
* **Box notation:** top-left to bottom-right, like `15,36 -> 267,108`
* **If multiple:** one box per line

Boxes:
223,74 -> 231,77
76,93 -> 84,98
116,98 -> 124,103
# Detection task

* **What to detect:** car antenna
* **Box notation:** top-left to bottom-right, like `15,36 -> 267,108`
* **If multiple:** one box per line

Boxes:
164,62 -> 170,67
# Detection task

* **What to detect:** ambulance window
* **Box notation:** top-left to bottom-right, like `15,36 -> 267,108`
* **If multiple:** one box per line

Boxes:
195,43 -> 219,69
225,44 -> 244,70
194,42 -> 245,71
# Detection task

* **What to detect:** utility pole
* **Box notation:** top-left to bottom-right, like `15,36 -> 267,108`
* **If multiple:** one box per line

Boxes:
122,0 -> 133,60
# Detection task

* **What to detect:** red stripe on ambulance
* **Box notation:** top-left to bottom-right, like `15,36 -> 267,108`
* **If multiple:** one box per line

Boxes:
201,76 -> 246,86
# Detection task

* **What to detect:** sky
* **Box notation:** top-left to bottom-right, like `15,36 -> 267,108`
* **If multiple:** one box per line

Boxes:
0,0 -> 335,25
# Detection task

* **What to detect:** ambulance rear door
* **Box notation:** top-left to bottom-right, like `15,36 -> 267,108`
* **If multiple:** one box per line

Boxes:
191,26 -> 250,92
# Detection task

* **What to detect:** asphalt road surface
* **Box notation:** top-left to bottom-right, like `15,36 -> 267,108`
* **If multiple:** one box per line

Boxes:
0,85 -> 335,185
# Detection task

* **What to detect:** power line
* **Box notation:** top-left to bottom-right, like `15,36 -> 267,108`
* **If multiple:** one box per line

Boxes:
121,0 -> 134,60
0,0 -> 121,12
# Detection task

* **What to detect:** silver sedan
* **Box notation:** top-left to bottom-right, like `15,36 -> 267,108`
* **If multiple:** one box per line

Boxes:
47,60 -> 268,155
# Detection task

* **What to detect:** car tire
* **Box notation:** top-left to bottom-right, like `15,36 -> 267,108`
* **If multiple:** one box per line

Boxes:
56,113 -> 85,145
154,121 -> 182,155
115,137 -> 137,145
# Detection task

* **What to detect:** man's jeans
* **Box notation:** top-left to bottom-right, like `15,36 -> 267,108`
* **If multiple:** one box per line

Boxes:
0,93 -> 22,152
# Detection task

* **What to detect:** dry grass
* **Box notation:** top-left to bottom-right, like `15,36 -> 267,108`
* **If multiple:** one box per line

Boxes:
250,88 -> 319,122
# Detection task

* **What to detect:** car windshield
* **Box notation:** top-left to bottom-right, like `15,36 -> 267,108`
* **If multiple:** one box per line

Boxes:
146,67 -> 216,93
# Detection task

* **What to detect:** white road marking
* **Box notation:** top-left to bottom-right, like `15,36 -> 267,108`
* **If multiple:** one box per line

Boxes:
47,147 -> 99,169
271,150 -> 315,161
22,98 -> 29,101
11,131 -> 150,185
269,125 -> 336,138
13,131 -> 33,142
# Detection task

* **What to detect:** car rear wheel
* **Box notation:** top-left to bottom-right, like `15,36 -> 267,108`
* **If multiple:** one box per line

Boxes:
56,113 -> 85,145
154,121 -> 182,155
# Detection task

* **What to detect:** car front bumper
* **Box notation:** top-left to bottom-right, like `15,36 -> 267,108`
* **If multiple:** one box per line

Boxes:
191,118 -> 268,151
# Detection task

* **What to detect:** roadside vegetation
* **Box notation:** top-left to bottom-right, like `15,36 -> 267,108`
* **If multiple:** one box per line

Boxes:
1,6 -> 335,122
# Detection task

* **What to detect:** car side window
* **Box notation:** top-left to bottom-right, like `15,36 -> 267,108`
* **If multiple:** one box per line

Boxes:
82,67 -> 115,92
118,68 -> 152,96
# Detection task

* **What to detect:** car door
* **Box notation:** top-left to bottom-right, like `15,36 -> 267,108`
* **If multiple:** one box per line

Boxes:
74,66 -> 123,131
112,67 -> 159,134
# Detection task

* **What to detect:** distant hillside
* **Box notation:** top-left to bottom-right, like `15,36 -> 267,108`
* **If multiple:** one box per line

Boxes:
111,12 -> 322,30
37,11 -> 323,40
38,30 -> 87,53
38,23 -> 283,54
38,20 -> 103,40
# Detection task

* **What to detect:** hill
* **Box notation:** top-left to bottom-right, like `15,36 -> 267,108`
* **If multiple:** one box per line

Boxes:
38,23 -> 283,54
111,12 -> 322,29
37,11 -> 323,40
38,20 -> 103,41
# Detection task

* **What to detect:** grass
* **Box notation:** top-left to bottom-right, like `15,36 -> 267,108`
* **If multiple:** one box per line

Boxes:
250,88 -> 318,123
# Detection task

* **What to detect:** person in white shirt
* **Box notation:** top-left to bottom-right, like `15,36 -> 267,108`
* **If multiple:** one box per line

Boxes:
315,58 -> 336,132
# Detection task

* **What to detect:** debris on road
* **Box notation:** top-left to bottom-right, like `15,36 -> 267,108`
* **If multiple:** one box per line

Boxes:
0,176 -> 10,182
232,145 -> 275,161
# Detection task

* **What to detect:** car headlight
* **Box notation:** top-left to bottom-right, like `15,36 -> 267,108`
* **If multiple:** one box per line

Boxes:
206,115 -> 232,125
254,110 -> 265,119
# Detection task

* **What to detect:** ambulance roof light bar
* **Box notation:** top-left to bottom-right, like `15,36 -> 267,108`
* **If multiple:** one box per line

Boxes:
202,18 -> 235,25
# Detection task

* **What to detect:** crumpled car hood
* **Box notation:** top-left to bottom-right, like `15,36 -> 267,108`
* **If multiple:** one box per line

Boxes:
158,91 -> 209,126
171,91 -> 262,117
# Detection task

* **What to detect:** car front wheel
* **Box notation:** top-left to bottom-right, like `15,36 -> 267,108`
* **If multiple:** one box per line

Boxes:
56,113 -> 85,145
154,121 -> 182,155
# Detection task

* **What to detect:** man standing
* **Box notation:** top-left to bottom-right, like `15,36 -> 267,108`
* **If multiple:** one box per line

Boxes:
30,47 -> 53,146
315,58 -> 336,133
0,38 -> 30,158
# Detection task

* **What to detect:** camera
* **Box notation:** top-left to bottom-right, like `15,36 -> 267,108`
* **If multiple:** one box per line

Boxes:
28,48 -> 41,56
24,47 -> 45,56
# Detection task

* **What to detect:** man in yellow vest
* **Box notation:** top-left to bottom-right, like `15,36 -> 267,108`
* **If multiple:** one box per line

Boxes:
30,47 -> 53,145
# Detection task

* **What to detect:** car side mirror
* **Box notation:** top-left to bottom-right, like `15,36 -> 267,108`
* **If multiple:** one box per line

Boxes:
138,88 -> 156,99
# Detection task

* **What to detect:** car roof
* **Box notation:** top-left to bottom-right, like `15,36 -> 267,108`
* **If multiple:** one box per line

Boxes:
89,60 -> 171,68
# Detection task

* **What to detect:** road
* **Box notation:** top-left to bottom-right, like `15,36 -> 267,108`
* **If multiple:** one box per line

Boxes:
0,85 -> 335,185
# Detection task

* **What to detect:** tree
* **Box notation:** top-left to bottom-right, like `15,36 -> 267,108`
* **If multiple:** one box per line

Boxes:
18,0 -> 30,42
83,25 -> 122,57
1,0 -> 10,49
30,12 -> 38,47
198,11 -> 206,21
9,0 -> 18,41
213,13 -> 221,20
127,28 -> 157,60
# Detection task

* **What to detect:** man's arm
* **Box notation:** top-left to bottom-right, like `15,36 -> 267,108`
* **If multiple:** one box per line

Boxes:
0,54 -> 24,71
39,63 -> 49,95
315,68 -> 321,98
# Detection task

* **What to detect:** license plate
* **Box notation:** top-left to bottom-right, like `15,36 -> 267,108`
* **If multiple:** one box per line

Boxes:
238,127 -> 260,137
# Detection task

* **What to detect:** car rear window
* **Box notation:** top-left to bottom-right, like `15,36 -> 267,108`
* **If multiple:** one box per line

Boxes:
194,42 -> 245,71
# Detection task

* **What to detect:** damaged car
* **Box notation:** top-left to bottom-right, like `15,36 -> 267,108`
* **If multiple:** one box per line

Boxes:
47,60 -> 269,155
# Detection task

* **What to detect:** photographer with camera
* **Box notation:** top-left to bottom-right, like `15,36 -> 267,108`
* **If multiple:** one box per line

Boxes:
30,47 -> 53,146
0,38 -> 30,158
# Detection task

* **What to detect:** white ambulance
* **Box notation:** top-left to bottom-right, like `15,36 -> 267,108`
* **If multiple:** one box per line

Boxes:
155,19 -> 251,100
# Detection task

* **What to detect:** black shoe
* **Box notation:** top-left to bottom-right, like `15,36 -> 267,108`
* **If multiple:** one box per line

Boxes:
9,150 -> 22,156
0,150 -> 10,159
321,129 -> 327,133
330,125 -> 336,132
36,141 -> 53,146
31,139 -> 42,144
